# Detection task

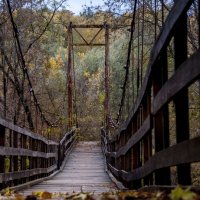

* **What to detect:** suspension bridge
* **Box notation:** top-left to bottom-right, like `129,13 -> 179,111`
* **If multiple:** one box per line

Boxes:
0,0 -> 200,195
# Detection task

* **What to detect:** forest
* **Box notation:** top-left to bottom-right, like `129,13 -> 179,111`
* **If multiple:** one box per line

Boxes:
0,0 -> 199,142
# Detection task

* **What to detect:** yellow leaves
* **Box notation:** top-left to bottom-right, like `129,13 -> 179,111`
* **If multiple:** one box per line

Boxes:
0,187 -> 199,200
83,71 -> 90,78
75,128 -> 81,140
1,189 -> 25,200
65,193 -> 93,200
26,157 -> 30,169
46,47 -> 66,76
49,54 -> 63,69
32,191 -> 41,197
40,191 -> 52,199
77,52 -> 85,59
5,157 -> 10,173
30,192 -> 94,200
5,188 -> 11,196
99,93 -> 105,104
49,57 -> 57,69
169,186 -> 197,200
32,191 -> 52,199
100,188 -> 199,200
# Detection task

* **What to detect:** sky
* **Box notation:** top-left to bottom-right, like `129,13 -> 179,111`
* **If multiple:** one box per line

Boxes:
67,0 -> 104,15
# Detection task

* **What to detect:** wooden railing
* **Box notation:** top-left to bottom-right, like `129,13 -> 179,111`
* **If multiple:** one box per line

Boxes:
0,117 -> 76,190
102,0 -> 200,189
58,128 -> 76,169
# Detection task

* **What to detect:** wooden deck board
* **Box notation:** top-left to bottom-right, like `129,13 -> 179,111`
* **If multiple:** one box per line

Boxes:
21,142 -> 117,194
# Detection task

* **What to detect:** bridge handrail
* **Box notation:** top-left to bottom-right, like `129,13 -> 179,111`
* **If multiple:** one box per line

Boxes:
102,0 -> 200,188
0,117 -> 76,190
0,118 -> 58,145
57,128 -> 76,169
102,129 -> 200,181
113,0 -> 194,141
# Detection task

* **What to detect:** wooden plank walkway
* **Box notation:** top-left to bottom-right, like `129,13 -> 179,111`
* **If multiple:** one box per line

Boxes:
21,142 -> 117,194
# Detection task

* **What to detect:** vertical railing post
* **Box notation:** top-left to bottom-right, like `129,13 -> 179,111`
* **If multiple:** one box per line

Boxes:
9,130 -> 13,186
0,125 -> 5,189
13,131 -> 18,186
57,143 -> 61,170
153,48 -> 170,185
174,12 -> 191,185
143,93 -> 152,185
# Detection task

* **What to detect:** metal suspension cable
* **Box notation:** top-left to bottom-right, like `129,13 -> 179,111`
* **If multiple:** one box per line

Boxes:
198,0 -> 200,47
6,0 -> 56,127
161,0 -> 164,24
137,1 -> 140,95
141,0 -> 145,86
154,0 -> 157,40
131,32 -> 135,103
117,0 -> 138,123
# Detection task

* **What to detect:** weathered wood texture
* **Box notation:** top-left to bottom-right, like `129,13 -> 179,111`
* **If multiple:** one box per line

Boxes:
0,117 -> 76,190
21,142 -> 116,194
102,0 -> 200,189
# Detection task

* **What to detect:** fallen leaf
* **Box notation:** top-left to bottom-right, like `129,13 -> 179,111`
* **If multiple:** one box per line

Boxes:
41,191 -> 52,199
14,194 -> 25,200
169,186 -> 197,200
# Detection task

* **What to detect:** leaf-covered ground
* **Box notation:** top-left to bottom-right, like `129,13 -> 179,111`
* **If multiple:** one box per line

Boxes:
0,186 -> 200,200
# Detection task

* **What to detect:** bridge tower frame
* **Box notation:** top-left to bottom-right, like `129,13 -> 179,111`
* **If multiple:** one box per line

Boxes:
67,23 -> 110,131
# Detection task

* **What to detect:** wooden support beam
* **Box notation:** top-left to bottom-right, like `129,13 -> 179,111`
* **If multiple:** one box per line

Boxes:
153,49 -> 170,185
0,125 -> 5,188
71,24 -> 105,28
67,22 -> 73,128
73,28 -> 89,45
73,43 -> 105,46
89,27 -> 103,44
70,24 -> 130,29
105,23 -> 110,131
